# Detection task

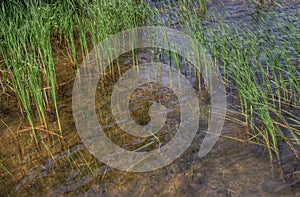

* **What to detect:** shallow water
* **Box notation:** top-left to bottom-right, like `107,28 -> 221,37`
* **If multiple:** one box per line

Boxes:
1,0 -> 300,196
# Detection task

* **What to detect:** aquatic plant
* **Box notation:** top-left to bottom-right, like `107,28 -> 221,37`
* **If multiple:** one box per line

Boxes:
0,0 -> 298,177
174,3 -> 300,161
0,0 -> 148,143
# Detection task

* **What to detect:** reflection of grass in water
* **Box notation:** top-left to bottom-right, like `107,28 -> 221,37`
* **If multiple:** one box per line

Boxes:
173,1 -> 299,161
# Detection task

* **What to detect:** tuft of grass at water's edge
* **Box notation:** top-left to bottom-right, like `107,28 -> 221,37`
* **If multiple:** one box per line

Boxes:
149,0 -> 299,166
0,0 -> 151,190
0,0 -> 149,141
173,0 -> 299,163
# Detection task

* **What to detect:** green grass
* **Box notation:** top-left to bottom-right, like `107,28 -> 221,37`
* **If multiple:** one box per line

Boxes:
0,0 -> 299,171
0,0 -> 149,143
173,2 -> 300,160
0,1 -> 151,191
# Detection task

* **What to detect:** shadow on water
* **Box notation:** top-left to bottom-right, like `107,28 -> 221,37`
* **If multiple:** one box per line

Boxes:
0,0 -> 299,196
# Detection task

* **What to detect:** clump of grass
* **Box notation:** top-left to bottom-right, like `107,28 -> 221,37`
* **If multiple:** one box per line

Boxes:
174,2 -> 299,161
0,0 -> 149,143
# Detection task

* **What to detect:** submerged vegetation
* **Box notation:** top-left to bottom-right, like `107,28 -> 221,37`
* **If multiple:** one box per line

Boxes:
0,0 -> 299,194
